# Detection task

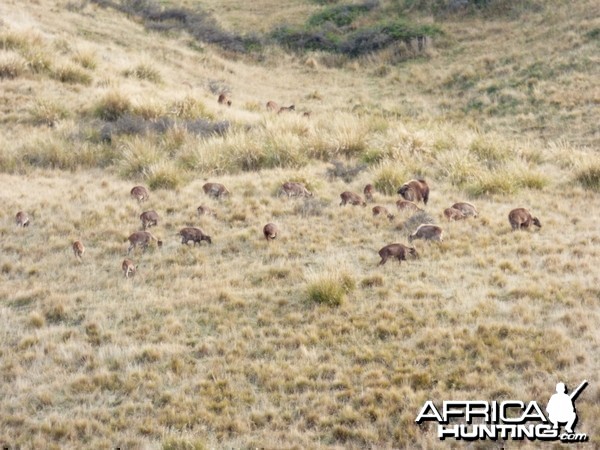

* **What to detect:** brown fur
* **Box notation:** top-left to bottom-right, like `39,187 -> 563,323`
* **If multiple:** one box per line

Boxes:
508,208 -> 542,230
397,179 -> 429,205
202,182 -> 230,199
140,210 -> 159,230
396,200 -> 423,213
72,240 -> 85,261
122,258 -> 136,278
378,243 -> 418,266
443,207 -> 466,221
263,223 -> 278,241
16,211 -> 30,227
409,224 -> 443,242
218,93 -> 231,106
277,105 -> 295,114
197,205 -> 217,217
372,206 -> 395,221
452,202 -> 478,218
363,184 -> 375,202
340,191 -> 367,207
127,231 -> 163,254
279,181 -> 313,198
266,100 -> 279,112
130,185 -> 149,203
179,227 -> 212,245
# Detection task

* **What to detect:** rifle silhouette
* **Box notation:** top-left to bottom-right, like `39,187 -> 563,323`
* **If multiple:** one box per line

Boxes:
569,380 -> 588,401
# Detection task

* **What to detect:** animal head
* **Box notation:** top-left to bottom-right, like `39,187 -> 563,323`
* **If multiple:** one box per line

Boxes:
533,217 -> 542,228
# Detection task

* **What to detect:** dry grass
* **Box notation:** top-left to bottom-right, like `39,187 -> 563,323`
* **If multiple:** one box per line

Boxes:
0,0 -> 599,448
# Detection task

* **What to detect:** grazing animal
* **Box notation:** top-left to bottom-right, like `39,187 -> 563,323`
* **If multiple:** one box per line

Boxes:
179,227 -> 212,245
443,207 -> 466,221
130,185 -> 149,203
452,202 -> 478,218
303,111 -> 312,118
396,200 -> 423,213
372,206 -> 395,221
266,101 -> 279,112
263,223 -> 278,241
409,224 -> 443,242
364,184 -> 375,202
202,182 -> 230,199
72,240 -> 85,261
197,205 -> 217,217
508,208 -> 541,231
378,243 -> 418,266
279,181 -> 312,198
127,231 -> 163,254
218,93 -> 231,106
122,258 -> 136,278
140,210 -> 159,230
277,105 -> 295,114
16,211 -> 30,227
340,191 -> 367,207
397,179 -> 429,205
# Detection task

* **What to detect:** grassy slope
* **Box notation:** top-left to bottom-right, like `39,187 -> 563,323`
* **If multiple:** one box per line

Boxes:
1,0 -> 599,449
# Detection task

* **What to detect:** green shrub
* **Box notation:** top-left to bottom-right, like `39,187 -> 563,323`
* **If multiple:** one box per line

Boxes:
308,2 -> 376,28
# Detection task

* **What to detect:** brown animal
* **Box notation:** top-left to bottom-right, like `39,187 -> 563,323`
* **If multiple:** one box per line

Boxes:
508,208 -> 541,231
266,100 -> 279,112
127,231 -> 163,254
263,223 -> 278,241
378,243 -> 418,266
396,200 -> 423,213
140,210 -> 159,230
197,205 -> 217,217
302,111 -> 312,118
372,206 -> 395,221
277,105 -> 295,114
130,185 -> 149,203
16,211 -> 30,227
443,207 -> 466,221
202,182 -> 230,199
340,191 -> 366,207
72,240 -> 85,261
122,258 -> 136,278
452,202 -> 478,218
364,184 -> 375,202
218,93 -> 231,106
398,179 -> 429,205
179,227 -> 212,245
409,224 -> 443,242
279,181 -> 312,198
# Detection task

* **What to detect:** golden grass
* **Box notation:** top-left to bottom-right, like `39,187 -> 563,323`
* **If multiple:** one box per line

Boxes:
0,0 -> 599,448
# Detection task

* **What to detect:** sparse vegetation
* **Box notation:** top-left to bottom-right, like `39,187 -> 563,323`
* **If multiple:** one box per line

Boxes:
0,0 -> 599,449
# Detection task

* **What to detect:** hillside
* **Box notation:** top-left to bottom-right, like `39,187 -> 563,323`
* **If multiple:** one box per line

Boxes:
1,0 -> 599,449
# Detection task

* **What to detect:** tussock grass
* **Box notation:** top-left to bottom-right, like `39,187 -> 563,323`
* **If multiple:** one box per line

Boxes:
576,163 -> 600,192
306,271 -> 355,307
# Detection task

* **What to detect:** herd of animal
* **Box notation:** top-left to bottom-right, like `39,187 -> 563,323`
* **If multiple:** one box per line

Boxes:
218,93 -> 311,117
13,176 -> 542,277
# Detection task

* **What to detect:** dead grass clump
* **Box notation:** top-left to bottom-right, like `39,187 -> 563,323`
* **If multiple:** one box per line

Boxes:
123,63 -> 162,83
403,211 -> 436,233
575,163 -> 600,192
468,137 -> 511,167
94,91 -> 133,122
0,51 -> 27,79
52,64 -> 92,85
372,161 -> 407,195
293,197 -> 329,217
30,99 -> 71,127
146,161 -> 185,190
306,272 -> 355,307
169,96 -> 212,120
118,137 -> 163,178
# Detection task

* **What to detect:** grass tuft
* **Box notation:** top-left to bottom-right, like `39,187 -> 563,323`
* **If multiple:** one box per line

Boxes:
575,163 -> 600,192
95,91 -> 132,121
306,272 -> 355,307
